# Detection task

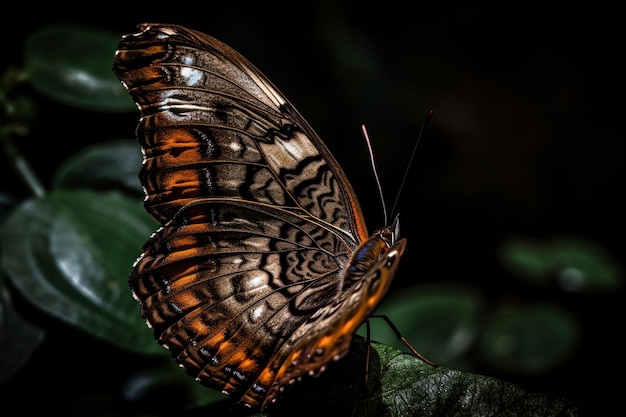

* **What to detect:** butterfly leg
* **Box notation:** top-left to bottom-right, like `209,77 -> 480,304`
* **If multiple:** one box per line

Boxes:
369,314 -> 438,367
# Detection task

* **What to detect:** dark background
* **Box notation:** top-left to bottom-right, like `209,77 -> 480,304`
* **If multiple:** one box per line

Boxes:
2,1 -> 623,414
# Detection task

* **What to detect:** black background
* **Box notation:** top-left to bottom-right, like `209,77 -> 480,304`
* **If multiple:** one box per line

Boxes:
2,1 -> 623,415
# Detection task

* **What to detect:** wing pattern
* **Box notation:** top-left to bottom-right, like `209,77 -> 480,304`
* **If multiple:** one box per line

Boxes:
114,23 -> 406,410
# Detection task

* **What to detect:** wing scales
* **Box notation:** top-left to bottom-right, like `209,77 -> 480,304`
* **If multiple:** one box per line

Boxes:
114,23 -> 408,410
114,23 -> 367,239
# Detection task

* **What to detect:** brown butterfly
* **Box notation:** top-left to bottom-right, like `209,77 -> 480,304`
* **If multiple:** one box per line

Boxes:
113,23 -> 432,411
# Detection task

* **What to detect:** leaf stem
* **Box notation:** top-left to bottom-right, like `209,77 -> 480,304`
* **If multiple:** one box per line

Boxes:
1,67 -> 46,198
1,134 -> 46,198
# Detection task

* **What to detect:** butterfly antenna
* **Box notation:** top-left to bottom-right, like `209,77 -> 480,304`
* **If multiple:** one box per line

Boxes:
389,110 -> 434,219
361,124 -> 388,224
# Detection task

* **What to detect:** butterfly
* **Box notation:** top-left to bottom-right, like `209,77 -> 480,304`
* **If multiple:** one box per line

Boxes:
113,23 -> 431,411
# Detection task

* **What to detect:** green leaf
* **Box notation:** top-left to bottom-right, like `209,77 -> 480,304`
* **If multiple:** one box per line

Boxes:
0,189 -> 160,354
499,236 -> 623,293
357,283 -> 582,378
479,303 -> 580,375
0,192 -> 18,221
23,24 -> 135,112
499,237 -> 551,284
0,280 -> 46,383
371,342 -> 582,417
359,283 -> 484,369
182,338 -> 589,416
51,138 -> 143,197
549,237 -> 622,293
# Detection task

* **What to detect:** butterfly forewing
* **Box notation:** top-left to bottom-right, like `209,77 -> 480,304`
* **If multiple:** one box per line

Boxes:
115,24 -> 366,235
114,23 -> 406,410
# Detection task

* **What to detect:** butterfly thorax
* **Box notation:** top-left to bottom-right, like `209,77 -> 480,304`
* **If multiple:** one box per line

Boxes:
344,231 -> 392,278
342,225 -> 406,308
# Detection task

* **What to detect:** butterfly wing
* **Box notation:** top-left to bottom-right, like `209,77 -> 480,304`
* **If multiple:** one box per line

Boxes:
114,23 -> 403,410
114,23 -> 367,238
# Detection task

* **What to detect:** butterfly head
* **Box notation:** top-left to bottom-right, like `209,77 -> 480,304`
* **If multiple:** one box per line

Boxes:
374,213 -> 402,248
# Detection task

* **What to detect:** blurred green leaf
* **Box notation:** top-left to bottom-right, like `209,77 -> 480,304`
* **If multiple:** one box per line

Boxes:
0,192 -> 18,221
0,189 -> 160,354
23,24 -> 135,112
500,236 -> 622,293
359,283 -> 484,370
0,281 -> 46,383
480,303 -> 580,375
52,138 -> 143,197
499,237 -> 550,284
550,237 -> 622,292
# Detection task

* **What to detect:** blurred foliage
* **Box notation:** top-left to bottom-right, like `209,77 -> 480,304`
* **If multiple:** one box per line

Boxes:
0,24 -> 620,417
499,237 -> 622,293
23,24 -> 135,112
